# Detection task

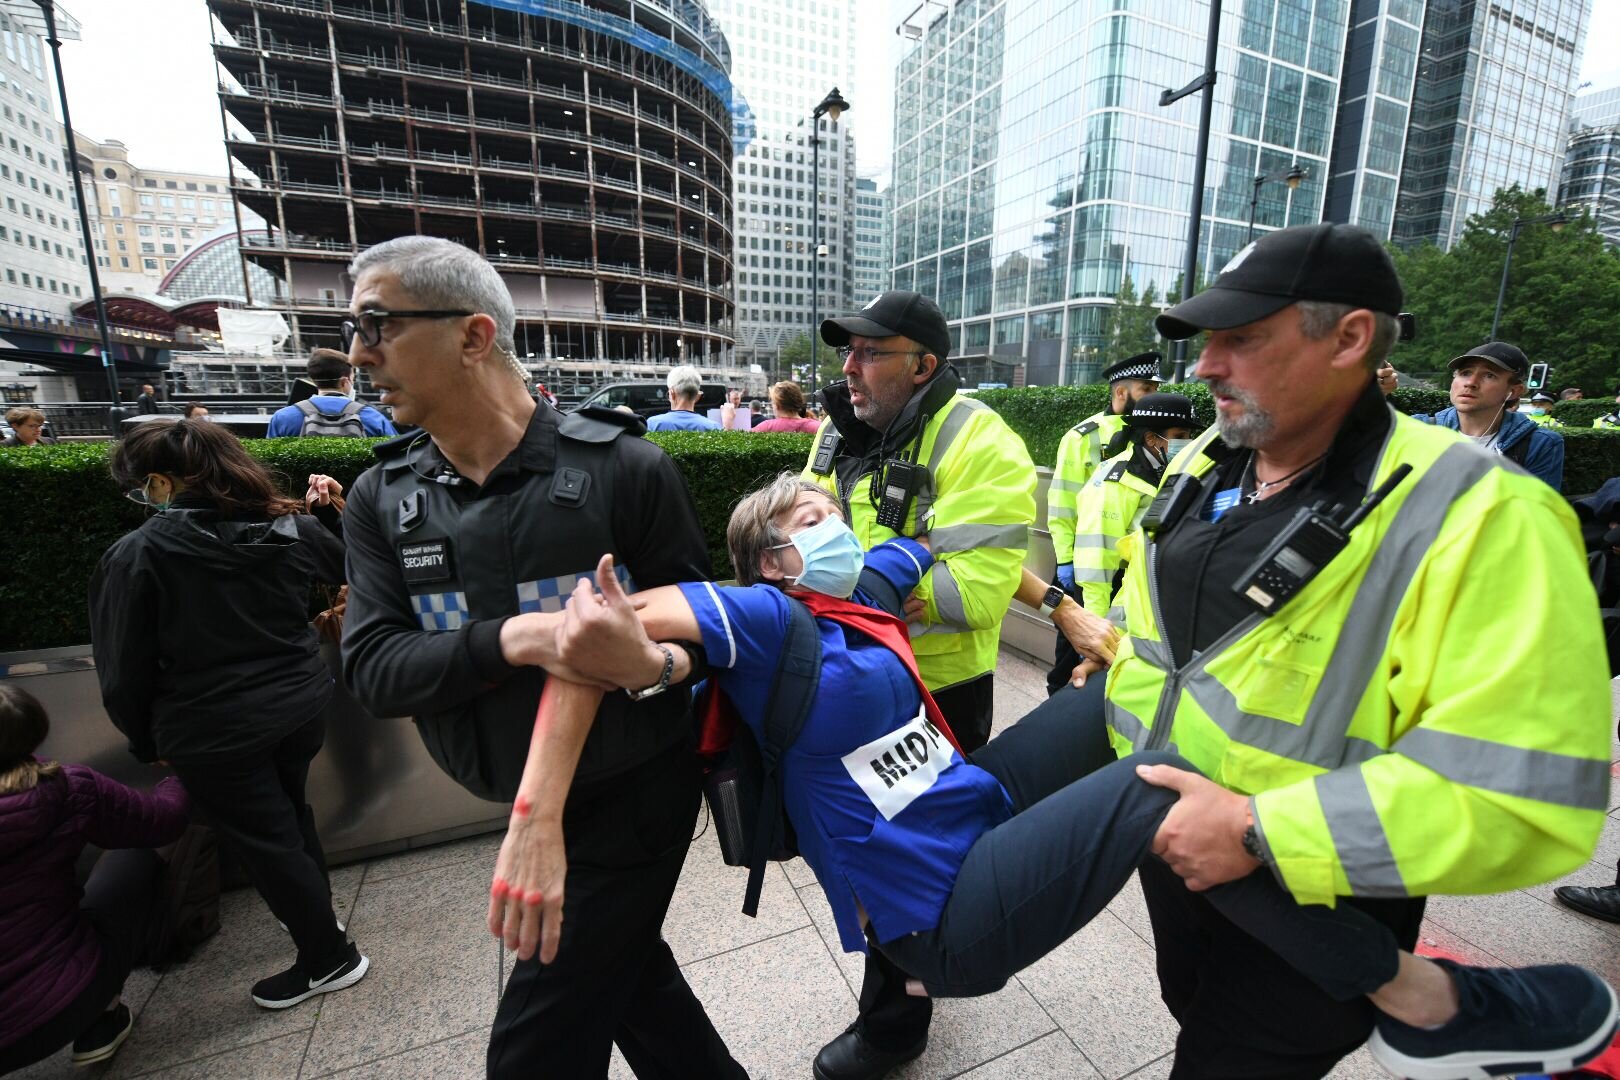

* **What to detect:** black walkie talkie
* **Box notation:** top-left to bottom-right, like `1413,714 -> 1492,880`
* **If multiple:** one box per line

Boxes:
1230,465 -> 1413,615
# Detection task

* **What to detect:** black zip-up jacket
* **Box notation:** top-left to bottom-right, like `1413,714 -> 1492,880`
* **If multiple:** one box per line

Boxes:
88,495 -> 345,763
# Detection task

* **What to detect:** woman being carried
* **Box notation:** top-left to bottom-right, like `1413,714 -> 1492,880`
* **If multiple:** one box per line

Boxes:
490,475 -> 1617,1080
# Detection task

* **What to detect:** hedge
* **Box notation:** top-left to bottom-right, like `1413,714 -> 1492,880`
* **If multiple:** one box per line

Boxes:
1551,399 -> 1617,427
6,382 -> 1620,651
0,433 -> 810,652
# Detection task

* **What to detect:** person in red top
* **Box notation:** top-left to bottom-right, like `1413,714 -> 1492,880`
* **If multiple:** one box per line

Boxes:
750,381 -> 822,433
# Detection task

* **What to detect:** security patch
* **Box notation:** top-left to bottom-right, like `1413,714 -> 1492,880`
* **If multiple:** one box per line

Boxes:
399,538 -> 454,584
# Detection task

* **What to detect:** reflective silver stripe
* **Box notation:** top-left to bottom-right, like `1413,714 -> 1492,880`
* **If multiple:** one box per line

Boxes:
1072,533 -> 1114,549
1050,478 -> 1084,493
1315,768 -> 1408,897
930,523 -> 1029,553
913,397 -> 987,526
1105,699 -> 1149,747
1131,635 -> 1173,672
1106,605 -> 1127,630
929,561 -> 968,626
1396,727 -> 1610,810
1047,507 -> 1078,522
1072,567 -> 1115,583
1182,442 -> 1497,770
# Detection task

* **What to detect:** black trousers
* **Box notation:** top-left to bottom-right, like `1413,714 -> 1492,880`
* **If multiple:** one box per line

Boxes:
0,848 -> 163,1074
847,671 -> 996,1050
169,714 -> 347,974
487,741 -> 745,1080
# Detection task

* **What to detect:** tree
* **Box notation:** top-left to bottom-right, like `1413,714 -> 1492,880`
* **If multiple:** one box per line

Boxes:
780,333 -> 841,389
1390,186 -> 1620,394
1099,275 -> 1165,361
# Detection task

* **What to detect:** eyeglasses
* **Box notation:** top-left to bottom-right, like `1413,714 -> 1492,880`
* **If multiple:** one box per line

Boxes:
837,346 -> 922,365
340,309 -> 473,350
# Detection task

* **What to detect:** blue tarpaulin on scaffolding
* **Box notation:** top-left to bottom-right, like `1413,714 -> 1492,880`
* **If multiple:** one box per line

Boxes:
471,0 -> 752,150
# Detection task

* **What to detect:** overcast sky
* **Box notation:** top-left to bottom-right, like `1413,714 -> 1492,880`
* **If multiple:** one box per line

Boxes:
51,0 -> 1620,191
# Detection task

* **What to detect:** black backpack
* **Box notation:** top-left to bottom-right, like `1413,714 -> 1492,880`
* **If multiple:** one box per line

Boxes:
295,398 -> 367,437
702,596 -> 822,917
142,822 -> 222,969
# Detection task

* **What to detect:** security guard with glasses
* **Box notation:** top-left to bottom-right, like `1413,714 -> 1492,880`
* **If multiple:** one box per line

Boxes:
803,290 -> 1034,1080
1101,224 -> 1611,1077
336,237 -> 746,1079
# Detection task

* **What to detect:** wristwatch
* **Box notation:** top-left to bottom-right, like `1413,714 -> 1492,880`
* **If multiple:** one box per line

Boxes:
1242,821 -> 1269,866
625,643 -> 675,701
1037,584 -> 1066,618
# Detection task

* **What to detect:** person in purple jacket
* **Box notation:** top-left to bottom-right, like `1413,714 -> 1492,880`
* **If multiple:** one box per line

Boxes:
0,683 -> 190,1073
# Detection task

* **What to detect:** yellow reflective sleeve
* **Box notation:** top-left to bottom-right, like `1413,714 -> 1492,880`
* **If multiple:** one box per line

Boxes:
1047,428 -> 1087,565
1256,479 -> 1611,906
913,410 -> 1035,631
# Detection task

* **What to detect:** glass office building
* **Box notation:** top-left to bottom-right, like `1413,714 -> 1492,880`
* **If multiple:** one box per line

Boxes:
1322,0 -> 1424,239
889,0 -> 1348,386
853,177 -> 890,304
1392,0 -> 1588,249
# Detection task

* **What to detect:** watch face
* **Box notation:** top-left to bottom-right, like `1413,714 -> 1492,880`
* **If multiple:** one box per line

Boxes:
1044,586 -> 1066,611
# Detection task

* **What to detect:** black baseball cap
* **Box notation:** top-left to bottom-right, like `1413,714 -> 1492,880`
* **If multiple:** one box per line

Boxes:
1156,224 -> 1404,340
1448,341 -> 1528,377
1125,392 -> 1200,432
822,291 -> 951,359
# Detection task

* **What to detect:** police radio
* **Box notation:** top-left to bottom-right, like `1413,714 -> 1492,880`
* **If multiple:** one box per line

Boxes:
1141,472 -> 1206,537
1230,465 -> 1412,615
875,459 -> 928,531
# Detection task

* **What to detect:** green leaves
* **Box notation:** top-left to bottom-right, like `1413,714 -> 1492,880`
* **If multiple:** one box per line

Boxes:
1389,186 -> 1620,395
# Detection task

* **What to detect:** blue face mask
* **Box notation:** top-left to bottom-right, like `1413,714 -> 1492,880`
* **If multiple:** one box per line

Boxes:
773,515 -> 865,598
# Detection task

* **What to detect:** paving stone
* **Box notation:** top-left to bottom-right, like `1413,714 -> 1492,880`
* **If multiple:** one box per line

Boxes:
679,926 -> 863,1078
1425,888 -> 1620,986
661,826 -> 810,966
1017,911 -> 1179,1079
360,833 -> 501,885
1104,870 -> 1155,947
133,1031 -> 309,1080
298,858 -> 499,1077
311,1030 -> 484,1079
1117,1053 -> 1174,1079
954,1031 -> 1103,1079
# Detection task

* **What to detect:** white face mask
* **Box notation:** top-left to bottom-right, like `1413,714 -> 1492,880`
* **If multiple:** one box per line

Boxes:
1165,438 -> 1195,461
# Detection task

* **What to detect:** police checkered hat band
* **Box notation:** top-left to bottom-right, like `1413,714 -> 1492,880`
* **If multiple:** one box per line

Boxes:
1124,392 -> 1199,431
1102,351 -> 1164,385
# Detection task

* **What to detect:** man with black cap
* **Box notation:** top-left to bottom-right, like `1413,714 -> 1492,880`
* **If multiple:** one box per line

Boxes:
1411,341 -> 1564,489
1100,223 -> 1613,1077
802,290 -> 1035,1079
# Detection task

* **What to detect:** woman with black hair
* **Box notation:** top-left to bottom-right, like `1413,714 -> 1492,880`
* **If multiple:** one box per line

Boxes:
0,683 -> 188,1073
88,419 -> 368,1011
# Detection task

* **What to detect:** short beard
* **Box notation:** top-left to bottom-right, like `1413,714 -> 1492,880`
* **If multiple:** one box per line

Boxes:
1208,381 -> 1276,448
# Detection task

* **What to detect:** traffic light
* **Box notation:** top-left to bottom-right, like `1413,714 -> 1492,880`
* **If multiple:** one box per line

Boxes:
1526,363 -> 1549,391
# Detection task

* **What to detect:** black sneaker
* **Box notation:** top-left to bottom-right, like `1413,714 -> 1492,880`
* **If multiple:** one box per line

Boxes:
70,1003 -> 132,1067
250,942 -> 369,1010
1367,959 -> 1618,1079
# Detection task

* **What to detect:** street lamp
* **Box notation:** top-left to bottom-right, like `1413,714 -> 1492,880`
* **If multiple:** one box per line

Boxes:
1158,0 -> 1223,383
808,86 -> 850,395
1247,163 -> 1308,241
1490,212 -> 1566,341
8,0 -> 124,423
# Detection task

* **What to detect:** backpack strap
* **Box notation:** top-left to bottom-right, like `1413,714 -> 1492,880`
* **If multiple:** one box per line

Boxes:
295,399 -> 321,418
742,596 -> 823,917
338,399 -> 364,419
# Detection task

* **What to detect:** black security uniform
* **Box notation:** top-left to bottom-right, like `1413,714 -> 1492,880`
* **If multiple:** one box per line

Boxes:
341,402 -> 745,1080
1141,382 -> 1424,1078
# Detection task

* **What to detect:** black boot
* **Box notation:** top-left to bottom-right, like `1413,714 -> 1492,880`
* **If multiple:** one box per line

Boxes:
812,1024 -> 926,1080
1554,883 -> 1620,924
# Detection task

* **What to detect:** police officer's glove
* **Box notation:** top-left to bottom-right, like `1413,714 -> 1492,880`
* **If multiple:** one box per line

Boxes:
1056,564 -> 1076,591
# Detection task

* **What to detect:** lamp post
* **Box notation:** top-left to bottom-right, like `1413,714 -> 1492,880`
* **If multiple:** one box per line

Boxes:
1158,0 -> 1222,384
1247,162 -> 1308,241
1490,212 -> 1566,341
808,87 -> 850,395
29,0 -> 122,423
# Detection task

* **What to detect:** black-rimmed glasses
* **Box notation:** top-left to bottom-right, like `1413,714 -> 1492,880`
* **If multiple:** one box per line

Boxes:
836,346 -> 922,365
340,309 -> 473,350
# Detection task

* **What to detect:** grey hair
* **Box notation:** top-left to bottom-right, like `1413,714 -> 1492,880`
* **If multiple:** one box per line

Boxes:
1296,301 -> 1399,372
726,474 -> 838,587
666,364 -> 703,400
348,237 -> 526,382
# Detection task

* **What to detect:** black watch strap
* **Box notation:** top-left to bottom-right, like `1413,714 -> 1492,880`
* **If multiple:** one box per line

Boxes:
625,644 -> 675,701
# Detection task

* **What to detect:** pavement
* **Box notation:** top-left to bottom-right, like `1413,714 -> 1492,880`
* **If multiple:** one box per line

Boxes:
15,650 -> 1620,1080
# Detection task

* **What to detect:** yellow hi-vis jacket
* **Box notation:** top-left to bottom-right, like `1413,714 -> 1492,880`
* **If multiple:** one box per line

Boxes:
1071,450 -> 1158,619
1105,413 -> 1611,908
1048,412 -> 1126,567
803,396 -> 1035,691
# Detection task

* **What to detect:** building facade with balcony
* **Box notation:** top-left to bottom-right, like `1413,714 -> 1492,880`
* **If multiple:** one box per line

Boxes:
206,0 -> 737,370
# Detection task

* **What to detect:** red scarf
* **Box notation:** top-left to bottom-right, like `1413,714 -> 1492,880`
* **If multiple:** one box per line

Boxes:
697,592 -> 963,757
